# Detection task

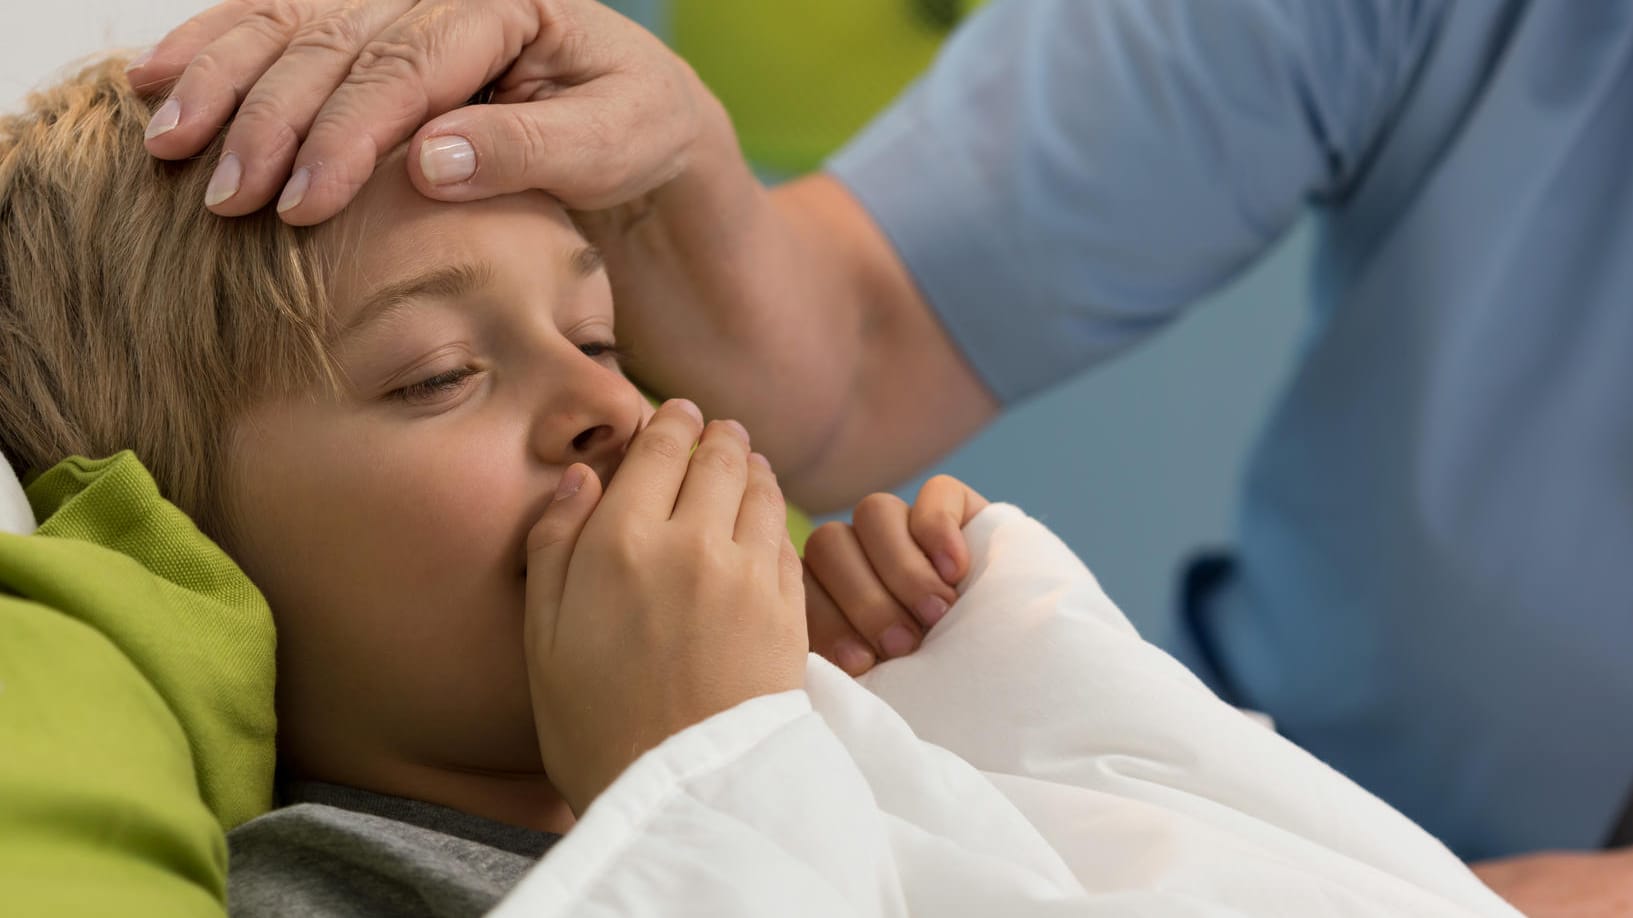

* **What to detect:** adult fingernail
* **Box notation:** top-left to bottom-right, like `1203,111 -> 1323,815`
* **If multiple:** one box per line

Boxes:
204,152 -> 242,207
125,48 -> 154,72
421,134 -> 476,186
554,466 -> 586,502
277,167 -> 311,214
915,595 -> 950,627
836,639 -> 875,674
749,452 -> 772,470
880,624 -> 917,658
144,98 -> 180,140
670,399 -> 703,424
720,419 -> 750,445
932,551 -> 958,583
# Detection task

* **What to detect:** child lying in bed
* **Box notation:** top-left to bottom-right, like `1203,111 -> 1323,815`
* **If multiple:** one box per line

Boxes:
0,58 -> 1518,917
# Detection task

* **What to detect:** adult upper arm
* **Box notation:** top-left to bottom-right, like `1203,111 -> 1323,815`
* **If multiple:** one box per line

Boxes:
771,174 -> 999,513
813,0 -> 1446,445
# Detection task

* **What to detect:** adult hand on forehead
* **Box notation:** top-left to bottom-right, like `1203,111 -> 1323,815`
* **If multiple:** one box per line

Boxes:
130,0 -> 707,225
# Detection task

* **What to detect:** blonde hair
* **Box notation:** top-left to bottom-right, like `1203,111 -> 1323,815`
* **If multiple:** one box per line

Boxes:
0,57 -> 337,539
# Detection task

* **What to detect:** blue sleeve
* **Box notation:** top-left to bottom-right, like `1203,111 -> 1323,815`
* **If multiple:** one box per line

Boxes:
828,0 -> 1447,403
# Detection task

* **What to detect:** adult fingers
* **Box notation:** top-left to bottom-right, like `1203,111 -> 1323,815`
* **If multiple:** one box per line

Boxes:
908,475 -> 990,587
804,522 -> 922,661
851,493 -> 957,629
405,77 -> 698,209
126,0 -> 254,94
597,399 -> 704,522
141,0 -> 332,160
803,567 -> 875,677
204,0 -> 420,215
271,0 -> 545,224
523,463 -> 604,647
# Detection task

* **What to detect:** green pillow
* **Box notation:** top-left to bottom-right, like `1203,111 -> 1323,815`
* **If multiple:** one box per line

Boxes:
0,452 -> 275,917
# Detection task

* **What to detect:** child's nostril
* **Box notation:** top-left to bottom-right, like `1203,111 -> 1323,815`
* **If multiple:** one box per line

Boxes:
572,425 -> 609,453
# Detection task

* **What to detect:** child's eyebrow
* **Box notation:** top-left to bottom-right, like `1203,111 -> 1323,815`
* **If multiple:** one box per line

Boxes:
337,245 -> 605,345
571,244 -> 605,279
338,261 -> 495,344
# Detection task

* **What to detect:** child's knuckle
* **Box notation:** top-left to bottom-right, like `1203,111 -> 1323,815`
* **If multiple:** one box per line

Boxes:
806,521 -> 847,554
854,492 -> 904,527
635,431 -> 685,462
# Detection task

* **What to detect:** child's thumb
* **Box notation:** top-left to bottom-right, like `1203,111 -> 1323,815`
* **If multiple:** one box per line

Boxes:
525,464 -> 604,603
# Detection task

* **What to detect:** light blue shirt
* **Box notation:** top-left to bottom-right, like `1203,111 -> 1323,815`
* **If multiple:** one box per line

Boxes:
829,0 -> 1633,859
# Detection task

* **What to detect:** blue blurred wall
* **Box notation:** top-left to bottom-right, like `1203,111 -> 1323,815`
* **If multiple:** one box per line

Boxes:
890,226 -> 1309,640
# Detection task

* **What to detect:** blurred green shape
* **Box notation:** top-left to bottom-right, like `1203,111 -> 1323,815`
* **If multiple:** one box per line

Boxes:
671,0 -> 984,174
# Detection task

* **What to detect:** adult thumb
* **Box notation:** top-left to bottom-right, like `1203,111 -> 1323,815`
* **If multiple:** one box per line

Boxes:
409,96 -> 677,210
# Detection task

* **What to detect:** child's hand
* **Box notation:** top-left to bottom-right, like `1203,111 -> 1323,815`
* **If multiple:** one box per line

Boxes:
804,475 -> 989,676
522,400 -> 807,814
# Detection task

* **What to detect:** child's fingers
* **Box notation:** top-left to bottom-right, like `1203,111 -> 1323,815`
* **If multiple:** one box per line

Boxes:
739,453 -> 803,640
803,566 -> 876,676
804,522 -> 923,660
851,493 -> 958,629
908,475 -> 991,587
673,420 -> 750,531
780,533 -> 807,643
734,452 -> 787,551
598,399 -> 704,521
524,464 -> 605,643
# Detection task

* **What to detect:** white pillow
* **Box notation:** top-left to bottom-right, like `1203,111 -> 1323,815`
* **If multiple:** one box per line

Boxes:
0,449 -> 35,536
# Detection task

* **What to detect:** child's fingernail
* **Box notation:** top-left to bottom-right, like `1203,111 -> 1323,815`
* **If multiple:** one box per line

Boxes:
932,551 -> 958,583
420,134 -> 477,186
277,167 -> 311,214
204,152 -> 242,207
880,624 -> 916,658
125,47 -> 154,72
720,419 -> 750,445
554,466 -> 586,502
749,452 -> 772,470
835,639 -> 875,674
144,98 -> 180,140
669,399 -> 704,424
915,595 -> 950,627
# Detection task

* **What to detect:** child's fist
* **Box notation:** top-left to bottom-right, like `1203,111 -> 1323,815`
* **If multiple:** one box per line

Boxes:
804,475 -> 989,676
523,401 -> 807,813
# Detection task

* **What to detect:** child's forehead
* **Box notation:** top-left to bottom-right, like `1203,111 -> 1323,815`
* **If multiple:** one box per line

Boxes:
332,187 -> 578,286
323,168 -> 594,335
337,146 -> 574,249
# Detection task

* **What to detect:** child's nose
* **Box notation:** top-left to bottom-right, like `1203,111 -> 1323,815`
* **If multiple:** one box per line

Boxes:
537,382 -> 644,476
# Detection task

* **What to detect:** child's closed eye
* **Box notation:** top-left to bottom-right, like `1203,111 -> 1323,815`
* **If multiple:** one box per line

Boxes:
579,340 -> 628,368
391,367 -> 479,405
389,341 -> 624,405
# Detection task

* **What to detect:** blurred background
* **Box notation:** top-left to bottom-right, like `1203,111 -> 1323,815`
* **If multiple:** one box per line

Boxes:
4,0 -> 1308,641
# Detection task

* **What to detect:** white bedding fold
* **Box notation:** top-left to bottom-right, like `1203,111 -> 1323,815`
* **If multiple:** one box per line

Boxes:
490,504 -> 1518,917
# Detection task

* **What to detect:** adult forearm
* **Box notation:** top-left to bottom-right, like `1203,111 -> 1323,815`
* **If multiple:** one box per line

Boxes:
582,84 -> 996,510
578,88 -> 872,504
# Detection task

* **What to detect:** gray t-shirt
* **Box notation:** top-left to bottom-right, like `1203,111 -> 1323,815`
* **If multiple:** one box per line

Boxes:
227,782 -> 562,917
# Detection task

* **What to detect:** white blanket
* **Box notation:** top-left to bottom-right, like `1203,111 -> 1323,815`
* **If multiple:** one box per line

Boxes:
491,504 -> 1518,917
